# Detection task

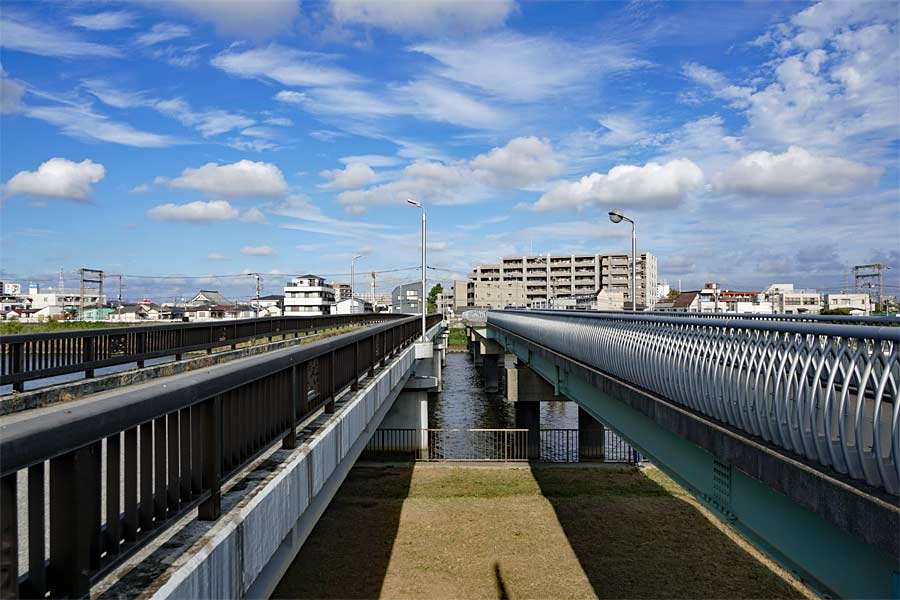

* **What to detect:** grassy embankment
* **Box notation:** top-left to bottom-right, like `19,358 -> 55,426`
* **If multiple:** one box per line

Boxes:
274,465 -> 810,599
448,327 -> 468,348
0,321 -> 134,335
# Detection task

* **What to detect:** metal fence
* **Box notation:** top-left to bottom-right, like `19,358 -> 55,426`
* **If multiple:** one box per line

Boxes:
587,309 -> 900,326
364,428 -> 639,463
364,428 -> 529,461
0,314 -> 442,598
488,309 -> 900,495
0,313 -> 406,391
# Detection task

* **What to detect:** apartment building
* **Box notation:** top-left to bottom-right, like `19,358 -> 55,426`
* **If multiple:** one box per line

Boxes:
329,283 -> 352,301
824,293 -> 871,314
469,252 -> 658,309
764,284 -> 821,315
284,275 -> 336,315
392,282 -> 422,314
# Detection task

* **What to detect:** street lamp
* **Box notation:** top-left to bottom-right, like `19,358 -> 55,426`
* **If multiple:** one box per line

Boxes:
608,210 -> 637,312
351,254 -> 364,314
406,198 -> 426,340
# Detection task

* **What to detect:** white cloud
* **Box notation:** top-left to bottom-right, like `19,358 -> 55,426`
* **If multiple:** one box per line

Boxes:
24,104 -> 181,148
320,163 -> 376,189
716,145 -> 882,196
0,69 -> 25,114
169,160 -> 288,198
427,241 -> 448,251
264,117 -> 292,126
681,62 -> 753,107
4,158 -> 105,201
212,45 -> 359,87
239,207 -> 266,223
148,200 -> 239,223
131,183 -> 150,193
330,0 -> 514,34
136,23 -> 191,46
71,11 -> 137,31
398,79 -> 506,130
207,252 -> 230,261
411,32 -> 646,102
470,136 -> 560,187
71,10 -> 135,31
534,159 -> 705,212
0,14 -> 120,58
240,245 -> 274,256
163,0 -> 300,38
274,90 -> 306,104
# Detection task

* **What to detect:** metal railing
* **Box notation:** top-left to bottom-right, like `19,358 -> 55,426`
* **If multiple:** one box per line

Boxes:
539,429 -> 637,463
1,313 -> 406,391
0,314 -> 442,598
488,309 -> 900,495
589,309 -> 900,325
364,429 -> 529,461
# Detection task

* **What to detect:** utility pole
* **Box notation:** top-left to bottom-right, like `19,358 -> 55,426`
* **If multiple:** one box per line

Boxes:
254,273 -> 262,318
117,275 -> 123,305
78,268 -> 103,321
370,272 -> 376,307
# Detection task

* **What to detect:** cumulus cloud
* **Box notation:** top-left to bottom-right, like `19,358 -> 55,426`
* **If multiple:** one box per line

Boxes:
148,200 -> 239,223
136,23 -> 191,46
320,163 -> 376,189
71,11 -> 136,31
716,146 -> 882,196
4,158 -> 105,201
169,160 -> 288,198
330,0 -> 514,34
470,136 -> 560,187
534,159 -> 705,212
240,245 -> 274,256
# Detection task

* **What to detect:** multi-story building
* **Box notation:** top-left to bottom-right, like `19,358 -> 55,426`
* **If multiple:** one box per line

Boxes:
29,287 -> 106,311
392,282 -> 423,314
468,252 -> 658,309
284,275 -> 336,315
329,283 -> 352,302
824,293 -> 871,314
764,284 -> 822,315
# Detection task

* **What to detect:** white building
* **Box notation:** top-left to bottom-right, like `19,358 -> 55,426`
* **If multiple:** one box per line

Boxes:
824,293 -> 871,315
284,275 -> 336,316
29,287 -> 106,311
764,284 -> 822,315
657,281 -> 671,300
334,298 -> 373,314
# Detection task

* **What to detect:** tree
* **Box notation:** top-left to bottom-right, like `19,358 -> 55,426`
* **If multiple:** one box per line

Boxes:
427,283 -> 443,313
666,289 -> 681,301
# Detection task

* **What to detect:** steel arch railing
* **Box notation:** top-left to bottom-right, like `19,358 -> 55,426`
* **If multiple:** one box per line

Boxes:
488,309 -> 900,495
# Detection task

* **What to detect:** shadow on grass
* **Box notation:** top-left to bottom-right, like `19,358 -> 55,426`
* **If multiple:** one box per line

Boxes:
271,464 -> 414,599
493,562 -> 510,600
529,465 -> 805,599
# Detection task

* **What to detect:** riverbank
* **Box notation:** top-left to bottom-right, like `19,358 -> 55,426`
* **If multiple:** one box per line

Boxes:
273,464 -> 810,599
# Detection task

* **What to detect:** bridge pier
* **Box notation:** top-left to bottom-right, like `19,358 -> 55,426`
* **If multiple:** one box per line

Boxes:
505,364 -> 555,459
578,407 -> 605,461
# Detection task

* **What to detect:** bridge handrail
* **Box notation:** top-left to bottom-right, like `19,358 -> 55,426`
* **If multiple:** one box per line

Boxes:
0,313 -> 409,391
488,309 -> 899,496
585,309 -> 900,325
0,314 -> 442,598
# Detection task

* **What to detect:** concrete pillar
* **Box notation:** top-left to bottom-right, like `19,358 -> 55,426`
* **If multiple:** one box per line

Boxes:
515,401 -> 540,459
578,406 -> 605,461
380,389 -> 429,456
506,365 -> 556,403
472,339 -> 483,366
414,341 -> 441,392
482,353 -> 499,392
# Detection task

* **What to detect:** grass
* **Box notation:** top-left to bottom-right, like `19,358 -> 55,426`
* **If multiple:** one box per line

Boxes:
273,465 -> 811,599
448,327 -> 468,347
0,320 -> 134,335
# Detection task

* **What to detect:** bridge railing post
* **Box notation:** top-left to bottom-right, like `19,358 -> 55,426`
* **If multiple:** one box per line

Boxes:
0,474 -> 18,600
283,365 -> 298,450
198,395 -> 222,520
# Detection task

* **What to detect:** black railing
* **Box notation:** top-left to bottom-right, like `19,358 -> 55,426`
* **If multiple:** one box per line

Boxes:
0,313 -> 407,392
539,429 -> 637,463
0,313 -> 442,598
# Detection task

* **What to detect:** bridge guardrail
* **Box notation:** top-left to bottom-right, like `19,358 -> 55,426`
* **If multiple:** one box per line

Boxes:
0,314 -> 442,598
0,313 -> 408,392
585,309 -> 900,325
488,309 -> 899,495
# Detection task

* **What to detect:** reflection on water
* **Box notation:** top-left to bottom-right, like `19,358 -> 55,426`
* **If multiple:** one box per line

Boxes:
429,352 -> 577,430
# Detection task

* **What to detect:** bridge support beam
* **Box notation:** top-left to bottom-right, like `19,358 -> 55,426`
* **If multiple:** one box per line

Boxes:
491,326 -> 899,599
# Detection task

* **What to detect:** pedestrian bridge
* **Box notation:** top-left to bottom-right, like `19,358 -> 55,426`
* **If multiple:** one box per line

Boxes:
0,314 -> 446,599
479,309 -> 899,599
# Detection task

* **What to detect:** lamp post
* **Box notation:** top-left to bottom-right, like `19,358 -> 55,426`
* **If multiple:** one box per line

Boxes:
351,254 -> 364,314
608,210 -> 637,312
407,198 -> 426,341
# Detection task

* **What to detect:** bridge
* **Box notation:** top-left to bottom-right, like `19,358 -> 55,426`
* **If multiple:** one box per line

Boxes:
2,309 -> 898,599
470,309 -> 899,599
0,313 -> 446,599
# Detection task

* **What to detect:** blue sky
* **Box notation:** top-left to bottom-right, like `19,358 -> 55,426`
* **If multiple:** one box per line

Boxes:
1,0 -> 898,302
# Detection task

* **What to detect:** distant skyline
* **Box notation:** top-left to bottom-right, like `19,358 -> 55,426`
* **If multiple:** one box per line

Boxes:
1,0 -> 898,301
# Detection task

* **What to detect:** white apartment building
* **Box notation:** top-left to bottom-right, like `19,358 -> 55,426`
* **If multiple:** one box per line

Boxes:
824,293 -> 871,314
764,284 -> 822,315
29,287 -> 106,311
469,252 -> 658,309
284,275 -> 336,315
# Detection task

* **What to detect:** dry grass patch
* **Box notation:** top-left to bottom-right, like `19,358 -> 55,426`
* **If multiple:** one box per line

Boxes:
273,465 -> 810,600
